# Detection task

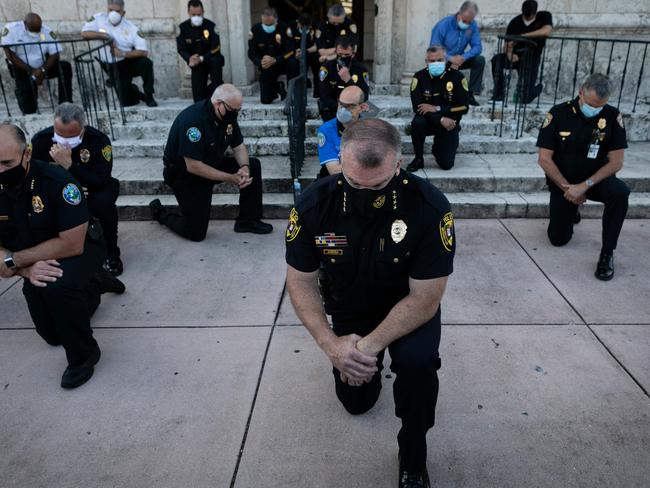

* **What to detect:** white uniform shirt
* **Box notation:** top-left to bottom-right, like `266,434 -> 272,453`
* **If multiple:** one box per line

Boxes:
0,21 -> 61,69
82,12 -> 147,63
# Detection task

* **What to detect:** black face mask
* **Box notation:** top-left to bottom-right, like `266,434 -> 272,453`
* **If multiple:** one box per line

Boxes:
0,149 -> 27,189
337,56 -> 352,69
343,175 -> 397,218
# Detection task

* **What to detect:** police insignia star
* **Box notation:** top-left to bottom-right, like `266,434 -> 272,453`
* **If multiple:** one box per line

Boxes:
62,183 -> 82,206
286,208 -> 301,242
439,212 -> 454,252
102,145 -> 112,162
80,148 -> 91,163
187,127 -> 202,142
32,196 -> 45,213
542,112 -> 553,129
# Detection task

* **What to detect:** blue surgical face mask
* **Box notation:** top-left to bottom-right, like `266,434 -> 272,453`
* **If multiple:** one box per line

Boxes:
336,106 -> 353,124
428,61 -> 446,77
262,23 -> 276,34
580,101 -> 603,118
457,19 -> 470,30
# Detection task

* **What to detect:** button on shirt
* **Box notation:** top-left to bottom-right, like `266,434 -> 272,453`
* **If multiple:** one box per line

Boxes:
1,22 -> 60,69
429,15 -> 482,61
317,118 -> 343,167
82,12 -> 147,63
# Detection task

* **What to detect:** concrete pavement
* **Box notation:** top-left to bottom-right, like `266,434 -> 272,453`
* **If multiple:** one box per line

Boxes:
1,219 -> 649,488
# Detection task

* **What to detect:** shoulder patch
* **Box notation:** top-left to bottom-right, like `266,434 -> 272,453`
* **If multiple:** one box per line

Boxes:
102,145 -> 112,162
411,77 -> 418,92
319,67 -> 328,82
439,211 -> 454,252
248,30 -> 253,40
461,78 -> 468,91
1,27 -> 8,37
88,16 -> 95,22
286,207 -> 301,242
137,30 -> 144,38
49,30 -> 57,40
363,72 -> 369,84
214,26 -> 219,35
318,132 -> 326,147
315,29 -> 321,39
617,113 -> 624,128
187,127 -> 201,142
542,112 -> 553,129
350,24 -> 357,34
62,183 -> 82,206
286,27 -> 292,37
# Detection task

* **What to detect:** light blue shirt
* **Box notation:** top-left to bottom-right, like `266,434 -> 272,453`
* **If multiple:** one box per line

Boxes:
430,14 -> 482,61
317,118 -> 342,167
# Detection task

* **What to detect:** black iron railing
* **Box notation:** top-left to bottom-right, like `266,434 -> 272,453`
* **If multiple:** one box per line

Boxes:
0,38 -> 126,139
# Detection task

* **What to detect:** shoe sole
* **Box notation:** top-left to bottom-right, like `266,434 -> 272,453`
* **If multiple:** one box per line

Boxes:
61,367 -> 95,389
234,228 -> 273,235
595,272 -> 614,281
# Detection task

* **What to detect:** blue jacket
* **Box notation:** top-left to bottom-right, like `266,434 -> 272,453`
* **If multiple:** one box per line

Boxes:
430,14 -> 482,61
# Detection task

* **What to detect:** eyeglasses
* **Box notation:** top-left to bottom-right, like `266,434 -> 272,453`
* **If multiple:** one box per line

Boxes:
219,99 -> 241,114
337,101 -> 359,110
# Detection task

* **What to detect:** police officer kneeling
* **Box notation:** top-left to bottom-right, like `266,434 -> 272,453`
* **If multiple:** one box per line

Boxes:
150,84 -> 272,241
407,45 -> 469,172
31,103 -> 123,276
0,124 -> 124,389
286,119 -> 455,488
537,73 -> 629,281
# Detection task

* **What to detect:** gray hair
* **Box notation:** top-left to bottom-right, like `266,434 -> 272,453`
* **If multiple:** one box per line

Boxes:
108,0 -> 125,8
328,4 -> 346,17
0,124 -> 27,150
427,44 -> 446,55
211,83 -> 242,103
340,119 -> 402,168
581,73 -> 613,100
459,1 -> 479,14
55,102 -> 87,128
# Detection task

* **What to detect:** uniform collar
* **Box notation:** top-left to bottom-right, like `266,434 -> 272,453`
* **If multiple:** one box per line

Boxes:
336,120 -> 345,136
338,172 -> 406,217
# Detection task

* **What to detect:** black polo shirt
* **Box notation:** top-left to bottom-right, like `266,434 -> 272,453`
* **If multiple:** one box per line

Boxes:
31,126 -> 113,192
0,160 -> 89,252
164,98 -> 243,177
410,67 -> 469,124
537,98 -> 628,183
506,11 -> 553,57
285,171 -> 455,320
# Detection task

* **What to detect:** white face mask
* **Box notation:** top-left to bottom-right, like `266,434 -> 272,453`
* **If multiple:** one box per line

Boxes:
53,132 -> 83,149
190,15 -> 203,27
108,10 -> 123,26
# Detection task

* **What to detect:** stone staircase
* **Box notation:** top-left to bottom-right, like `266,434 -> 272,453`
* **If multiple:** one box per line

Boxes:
7,95 -> 650,220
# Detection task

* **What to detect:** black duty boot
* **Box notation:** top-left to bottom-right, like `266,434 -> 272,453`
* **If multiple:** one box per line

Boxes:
407,157 -> 424,172
595,251 -> 614,281
61,345 -> 101,389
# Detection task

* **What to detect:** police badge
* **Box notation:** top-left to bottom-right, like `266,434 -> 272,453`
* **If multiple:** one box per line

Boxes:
203,29 -> 210,39
32,196 -> 45,213
80,148 -> 91,163
391,220 -> 407,243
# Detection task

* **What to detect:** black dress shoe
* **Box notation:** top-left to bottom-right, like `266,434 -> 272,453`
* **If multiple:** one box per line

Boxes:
61,346 -> 101,389
149,198 -> 163,221
95,268 -> 126,294
105,255 -> 123,276
407,157 -> 424,172
234,219 -> 273,234
595,251 -> 614,281
398,452 -> 430,488
145,96 -> 158,107
468,93 -> 480,106
574,210 -> 581,224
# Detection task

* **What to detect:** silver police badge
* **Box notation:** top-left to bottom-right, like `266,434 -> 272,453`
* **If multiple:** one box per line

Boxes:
391,219 -> 407,243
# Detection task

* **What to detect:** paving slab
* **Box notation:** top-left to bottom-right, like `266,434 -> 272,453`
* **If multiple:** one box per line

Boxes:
592,324 -> 650,393
0,221 -> 287,328
0,326 -> 269,488
502,219 -> 650,324
233,325 -> 650,488
0,276 -> 19,295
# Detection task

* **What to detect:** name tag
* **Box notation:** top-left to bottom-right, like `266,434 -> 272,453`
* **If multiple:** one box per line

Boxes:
587,144 -> 599,159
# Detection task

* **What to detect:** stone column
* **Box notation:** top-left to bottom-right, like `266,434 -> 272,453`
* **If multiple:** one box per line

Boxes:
373,0 -> 394,88
400,0 -> 439,95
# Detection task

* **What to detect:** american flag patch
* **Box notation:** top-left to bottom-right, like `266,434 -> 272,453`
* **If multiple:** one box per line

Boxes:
315,233 -> 348,247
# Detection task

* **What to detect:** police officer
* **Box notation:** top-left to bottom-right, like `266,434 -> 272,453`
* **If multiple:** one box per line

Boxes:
317,85 -> 367,177
287,13 -> 319,97
149,84 -> 273,241
177,0 -> 224,102
318,35 -> 369,121
315,3 -> 358,64
0,124 -> 124,389
286,119 -> 455,488
407,45 -> 470,172
537,73 -> 629,281
31,103 -> 123,276
247,7 -> 299,104
81,0 -> 157,107
1,13 -> 72,115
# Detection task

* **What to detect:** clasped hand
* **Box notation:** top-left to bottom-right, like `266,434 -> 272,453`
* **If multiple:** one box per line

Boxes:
327,334 -> 379,387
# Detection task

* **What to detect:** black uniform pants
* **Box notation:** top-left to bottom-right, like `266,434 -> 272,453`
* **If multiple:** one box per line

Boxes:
259,58 -> 299,104
14,61 -> 73,115
88,177 -> 120,258
105,57 -> 155,107
458,55 -> 485,95
491,52 -> 541,102
331,309 -> 442,471
160,157 -> 264,242
307,51 -> 320,97
318,96 -> 337,122
190,57 -> 223,102
411,115 -> 459,170
22,237 -> 104,368
547,176 -> 630,252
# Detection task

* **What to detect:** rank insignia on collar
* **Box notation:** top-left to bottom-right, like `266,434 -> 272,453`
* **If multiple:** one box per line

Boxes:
80,148 -> 91,163
597,118 -> 606,130
226,124 -> 233,135
439,212 -> 454,252
391,220 -> 407,243
32,195 -> 45,214
446,81 -> 453,92
373,195 -> 385,209
203,29 -> 210,39
316,233 -> 348,247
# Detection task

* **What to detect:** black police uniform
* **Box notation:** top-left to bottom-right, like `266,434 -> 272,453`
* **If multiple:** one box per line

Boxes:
318,57 -> 369,121
30,126 -> 121,264
287,20 -> 320,97
0,160 -> 103,368
536,98 -> 629,251
247,23 -> 299,104
177,18 -> 224,102
285,171 -> 455,472
159,99 -> 264,241
409,67 -> 469,170
315,18 -> 357,53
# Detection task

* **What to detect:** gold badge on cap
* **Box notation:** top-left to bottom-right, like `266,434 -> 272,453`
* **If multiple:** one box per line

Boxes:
446,81 -> 453,92
80,148 -> 91,163
391,219 -> 407,243
32,196 -> 45,214
203,29 -> 209,39
597,118 -> 606,130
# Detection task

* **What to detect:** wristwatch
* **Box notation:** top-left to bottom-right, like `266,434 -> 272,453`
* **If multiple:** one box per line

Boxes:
3,253 -> 16,270
585,179 -> 594,188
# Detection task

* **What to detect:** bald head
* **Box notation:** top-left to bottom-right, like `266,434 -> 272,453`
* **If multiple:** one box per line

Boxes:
339,86 -> 365,105
24,13 -> 42,33
211,83 -> 243,107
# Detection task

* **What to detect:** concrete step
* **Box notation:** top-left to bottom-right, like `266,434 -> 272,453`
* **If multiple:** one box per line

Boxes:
117,191 -> 650,220
112,153 -> 650,195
